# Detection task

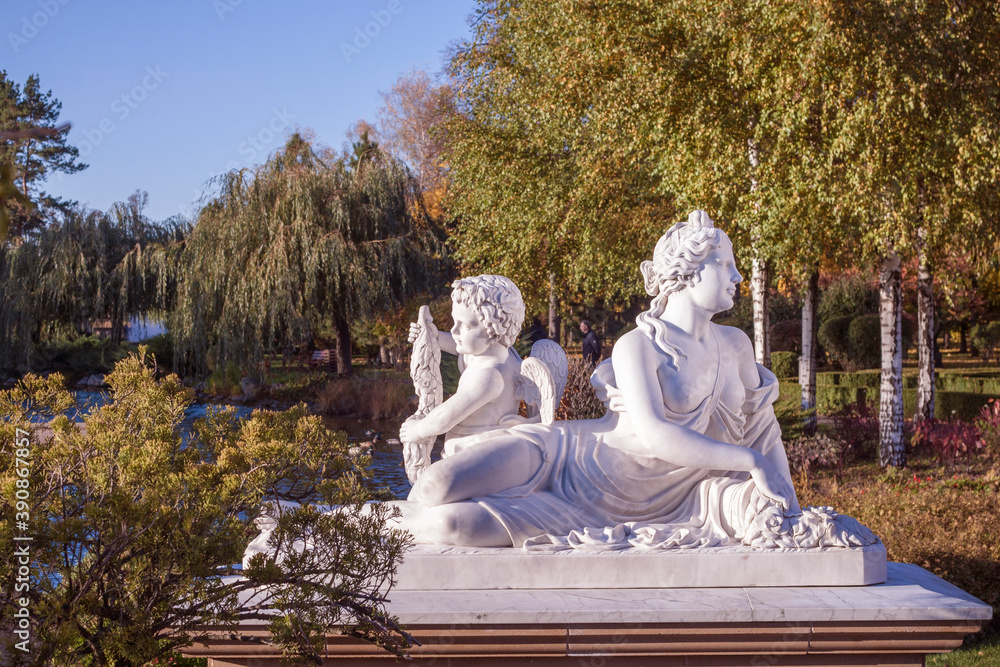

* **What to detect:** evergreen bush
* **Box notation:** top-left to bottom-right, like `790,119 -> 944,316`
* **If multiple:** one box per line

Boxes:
770,351 -> 799,379
970,321 -> 1000,362
818,315 -> 854,369
818,272 -> 879,323
0,351 -> 412,663
769,319 -> 801,354
847,314 -> 882,370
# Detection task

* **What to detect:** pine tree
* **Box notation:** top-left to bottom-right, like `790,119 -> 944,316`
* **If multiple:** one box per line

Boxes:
0,72 -> 86,238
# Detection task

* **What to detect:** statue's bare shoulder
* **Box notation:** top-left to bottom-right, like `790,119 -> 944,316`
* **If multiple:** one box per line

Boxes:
712,323 -> 763,388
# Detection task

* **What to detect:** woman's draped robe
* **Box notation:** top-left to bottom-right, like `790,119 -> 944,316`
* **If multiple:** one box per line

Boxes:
471,352 -> 876,551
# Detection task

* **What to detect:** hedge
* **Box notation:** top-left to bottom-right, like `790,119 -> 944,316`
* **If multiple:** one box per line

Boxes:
771,351 -> 799,379
819,370 -> 1000,394
814,384 -> 998,421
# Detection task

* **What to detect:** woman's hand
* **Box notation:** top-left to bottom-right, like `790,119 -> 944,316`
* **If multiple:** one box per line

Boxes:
749,456 -> 794,511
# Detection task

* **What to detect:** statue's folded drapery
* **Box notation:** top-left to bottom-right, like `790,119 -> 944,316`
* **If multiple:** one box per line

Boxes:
474,359 -> 876,551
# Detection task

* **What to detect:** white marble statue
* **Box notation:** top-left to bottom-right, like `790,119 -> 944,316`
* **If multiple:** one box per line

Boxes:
402,305 -> 442,483
390,211 -> 877,551
399,275 -> 568,479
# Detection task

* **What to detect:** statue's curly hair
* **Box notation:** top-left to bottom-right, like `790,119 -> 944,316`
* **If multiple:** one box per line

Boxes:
636,210 -> 726,361
451,274 -> 525,348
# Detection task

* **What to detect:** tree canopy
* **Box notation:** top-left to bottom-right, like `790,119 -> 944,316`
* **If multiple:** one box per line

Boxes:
444,1 -> 676,316
0,194 -> 183,374
0,71 -> 85,238
159,134 -> 447,377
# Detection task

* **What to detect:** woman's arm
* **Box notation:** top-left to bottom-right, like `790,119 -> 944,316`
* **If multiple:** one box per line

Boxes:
612,332 -> 792,508
720,325 -> 801,513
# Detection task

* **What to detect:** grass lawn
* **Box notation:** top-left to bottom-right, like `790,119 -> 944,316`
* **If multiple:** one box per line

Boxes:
927,634 -> 1000,666
796,453 -> 999,657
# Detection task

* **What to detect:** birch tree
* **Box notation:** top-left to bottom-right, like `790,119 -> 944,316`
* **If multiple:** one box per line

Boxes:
444,1 -> 677,319
819,0 -> 1000,464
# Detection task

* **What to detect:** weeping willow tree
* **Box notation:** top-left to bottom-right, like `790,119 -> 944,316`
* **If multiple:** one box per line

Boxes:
0,194 -> 184,373
167,134 -> 446,377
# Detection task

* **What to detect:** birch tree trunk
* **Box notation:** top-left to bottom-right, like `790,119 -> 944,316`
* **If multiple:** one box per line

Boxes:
799,270 -> 819,435
548,272 -> 560,342
752,259 -> 770,368
747,136 -> 770,369
878,251 -> 905,467
915,237 -> 936,422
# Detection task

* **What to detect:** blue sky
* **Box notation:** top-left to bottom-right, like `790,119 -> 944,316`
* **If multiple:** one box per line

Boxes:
3,0 -> 477,221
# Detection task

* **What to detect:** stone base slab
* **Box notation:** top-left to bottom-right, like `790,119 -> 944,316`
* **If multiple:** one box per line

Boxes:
181,563 -> 991,666
395,542 -> 888,589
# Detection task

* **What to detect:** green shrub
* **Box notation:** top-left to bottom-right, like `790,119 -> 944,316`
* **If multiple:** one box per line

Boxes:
206,361 -> 242,395
818,385 -> 872,415
0,353 -> 410,663
818,272 -> 879,323
30,334 -> 128,379
937,374 -> 1000,394
847,314 -> 882,370
817,372 -> 841,386
970,321 -> 1000,362
141,332 -> 174,370
819,313 -> 913,372
902,389 -> 1000,422
819,315 -> 854,369
771,351 -> 799,379
770,319 -> 801,354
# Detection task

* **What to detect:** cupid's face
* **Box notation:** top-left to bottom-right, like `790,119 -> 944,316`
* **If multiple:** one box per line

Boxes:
687,237 -> 743,313
451,300 -> 493,356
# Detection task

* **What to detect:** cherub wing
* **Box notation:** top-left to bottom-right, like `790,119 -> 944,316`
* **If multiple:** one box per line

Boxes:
518,339 -> 569,425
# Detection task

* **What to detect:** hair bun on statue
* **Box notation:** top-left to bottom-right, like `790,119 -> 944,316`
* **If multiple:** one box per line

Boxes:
687,209 -> 714,229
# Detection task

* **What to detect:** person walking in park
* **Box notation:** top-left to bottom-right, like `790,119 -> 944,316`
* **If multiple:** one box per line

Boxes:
580,319 -> 602,366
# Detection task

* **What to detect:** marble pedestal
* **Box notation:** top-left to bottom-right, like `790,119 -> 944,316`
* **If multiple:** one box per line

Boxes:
395,543 -> 888,589
181,562 -> 991,666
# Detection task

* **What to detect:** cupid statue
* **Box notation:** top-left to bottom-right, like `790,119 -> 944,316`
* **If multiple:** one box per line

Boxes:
400,275 -> 568,482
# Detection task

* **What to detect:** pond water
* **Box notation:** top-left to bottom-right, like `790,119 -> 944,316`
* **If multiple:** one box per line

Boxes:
70,391 -> 429,499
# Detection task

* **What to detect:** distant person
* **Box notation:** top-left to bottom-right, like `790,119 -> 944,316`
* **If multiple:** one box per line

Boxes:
580,319 -> 602,366
524,317 -> 547,346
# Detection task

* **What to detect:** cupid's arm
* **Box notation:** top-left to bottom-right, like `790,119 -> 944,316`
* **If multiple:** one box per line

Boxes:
408,321 -> 458,356
399,364 -> 504,442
